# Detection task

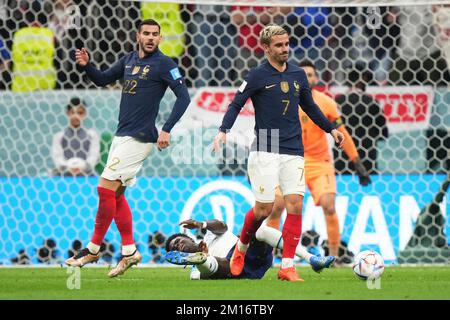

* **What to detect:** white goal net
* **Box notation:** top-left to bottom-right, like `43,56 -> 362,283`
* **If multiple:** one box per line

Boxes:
0,0 -> 449,265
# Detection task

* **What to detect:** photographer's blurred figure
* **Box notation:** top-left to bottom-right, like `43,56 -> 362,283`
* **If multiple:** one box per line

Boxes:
51,97 -> 100,176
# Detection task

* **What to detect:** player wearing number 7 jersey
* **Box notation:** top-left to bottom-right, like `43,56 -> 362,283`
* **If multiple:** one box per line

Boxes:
214,24 -> 344,282
65,19 -> 190,277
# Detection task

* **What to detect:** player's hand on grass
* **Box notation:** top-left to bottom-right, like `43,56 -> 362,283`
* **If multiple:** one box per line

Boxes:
75,48 -> 89,67
331,129 -> 344,148
157,130 -> 170,151
353,157 -> 372,186
213,131 -> 226,153
179,219 -> 203,229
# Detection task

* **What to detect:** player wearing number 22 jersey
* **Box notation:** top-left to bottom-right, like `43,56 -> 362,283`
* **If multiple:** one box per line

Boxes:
65,19 -> 190,277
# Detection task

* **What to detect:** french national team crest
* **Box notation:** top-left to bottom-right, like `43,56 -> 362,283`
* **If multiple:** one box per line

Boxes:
293,80 -> 300,97
132,66 -> 140,75
280,81 -> 289,93
140,65 -> 150,79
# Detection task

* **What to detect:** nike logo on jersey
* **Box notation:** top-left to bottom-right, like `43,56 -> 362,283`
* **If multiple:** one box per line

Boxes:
265,84 -> 276,89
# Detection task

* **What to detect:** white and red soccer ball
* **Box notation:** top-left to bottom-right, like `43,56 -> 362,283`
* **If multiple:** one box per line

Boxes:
352,250 -> 385,281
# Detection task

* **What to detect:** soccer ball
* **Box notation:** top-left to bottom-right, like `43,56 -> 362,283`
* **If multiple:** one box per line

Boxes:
352,250 -> 385,281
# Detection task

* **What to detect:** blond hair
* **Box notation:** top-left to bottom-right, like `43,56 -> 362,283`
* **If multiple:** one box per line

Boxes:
260,24 -> 288,46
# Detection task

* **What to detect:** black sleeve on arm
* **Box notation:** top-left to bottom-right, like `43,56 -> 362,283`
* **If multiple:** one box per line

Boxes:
83,56 -> 125,87
298,72 -> 335,133
161,60 -> 191,133
205,220 -> 228,235
219,71 -> 258,133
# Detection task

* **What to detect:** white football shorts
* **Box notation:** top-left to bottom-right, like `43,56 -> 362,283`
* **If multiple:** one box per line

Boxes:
247,151 -> 305,203
101,136 -> 153,187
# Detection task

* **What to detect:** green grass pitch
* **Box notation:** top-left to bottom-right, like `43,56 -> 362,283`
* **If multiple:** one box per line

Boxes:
1,266 -> 449,300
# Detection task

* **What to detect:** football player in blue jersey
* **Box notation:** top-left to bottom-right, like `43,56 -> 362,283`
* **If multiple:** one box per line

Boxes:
65,19 -> 190,278
214,24 -> 344,281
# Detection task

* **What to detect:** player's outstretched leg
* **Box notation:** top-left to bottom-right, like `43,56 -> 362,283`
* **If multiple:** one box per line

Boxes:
65,186 -> 117,267
165,251 -> 208,265
255,224 -> 335,273
108,249 -> 142,278
278,196 -> 304,282
230,207 -> 263,276
65,248 -> 100,267
310,256 -> 335,273
107,192 -> 141,277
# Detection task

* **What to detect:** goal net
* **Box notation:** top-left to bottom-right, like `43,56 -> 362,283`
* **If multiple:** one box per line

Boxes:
0,0 -> 449,265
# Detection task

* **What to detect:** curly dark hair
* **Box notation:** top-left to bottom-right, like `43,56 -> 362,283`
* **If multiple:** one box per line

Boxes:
165,233 -> 192,252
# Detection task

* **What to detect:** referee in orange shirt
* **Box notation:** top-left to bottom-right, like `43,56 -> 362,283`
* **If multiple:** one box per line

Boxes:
267,60 -> 371,263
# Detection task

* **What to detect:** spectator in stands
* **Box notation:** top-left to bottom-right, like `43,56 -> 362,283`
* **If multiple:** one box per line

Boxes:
231,6 -> 287,80
46,0 -> 84,89
321,7 -> 358,85
83,0 -> 139,89
67,239 -> 83,258
334,69 -> 389,174
51,97 -> 100,177
37,238 -> 58,264
187,4 -> 237,87
11,249 -> 30,265
347,7 -> 401,85
390,6 -> 450,86
287,7 -> 332,65
11,0 -> 56,92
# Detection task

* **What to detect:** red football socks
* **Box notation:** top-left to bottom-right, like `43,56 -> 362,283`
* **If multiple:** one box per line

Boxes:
282,213 -> 302,259
90,187 -> 116,246
239,207 -> 263,245
115,194 -> 134,246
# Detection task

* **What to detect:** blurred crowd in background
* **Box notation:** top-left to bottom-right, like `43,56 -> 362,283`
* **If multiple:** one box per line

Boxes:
1,0 -> 450,90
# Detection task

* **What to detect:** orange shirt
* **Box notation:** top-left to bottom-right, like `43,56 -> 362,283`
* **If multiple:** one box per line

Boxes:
299,90 -> 340,162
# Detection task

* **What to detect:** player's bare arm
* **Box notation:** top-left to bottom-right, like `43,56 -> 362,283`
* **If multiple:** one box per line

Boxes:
180,219 -> 228,235
213,131 -> 227,153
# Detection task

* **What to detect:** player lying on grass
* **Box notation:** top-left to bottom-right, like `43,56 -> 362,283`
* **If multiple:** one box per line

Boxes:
165,219 -> 334,280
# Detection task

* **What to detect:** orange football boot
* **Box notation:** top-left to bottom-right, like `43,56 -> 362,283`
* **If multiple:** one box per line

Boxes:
230,244 -> 246,276
278,267 -> 305,282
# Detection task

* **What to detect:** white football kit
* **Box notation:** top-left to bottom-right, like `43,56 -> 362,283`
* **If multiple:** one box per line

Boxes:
203,230 -> 238,258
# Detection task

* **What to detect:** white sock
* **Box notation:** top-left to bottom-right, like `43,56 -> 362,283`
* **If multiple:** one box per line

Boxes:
281,258 -> 294,269
255,224 -> 282,249
296,245 -> 314,262
237,239 -> 249,253
255,224 -> 314,263
122,244 -> 137,256
190,266 -> 201,280
196,256 -> 219,277
87,242 -> 100,255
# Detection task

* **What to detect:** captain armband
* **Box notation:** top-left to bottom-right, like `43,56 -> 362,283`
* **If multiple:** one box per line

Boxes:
333,117 -> 344,128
